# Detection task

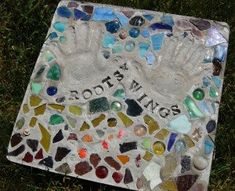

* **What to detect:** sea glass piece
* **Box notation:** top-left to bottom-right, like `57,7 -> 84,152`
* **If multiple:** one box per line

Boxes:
167,133 -> 178,151
115,12 -> 129,26
96,166 -> 108,179
8,145 -> 25,156
34,104 -> 46,116
153,141 -> 165,155
29,117 -> 37,127
141,28 -> 150,38
39,156 -> 53,168
181,155 -> 191,173
67,133 -> 78,141
142,138 -> 151,150
102,33 -> 116,48
174,139 -> 187,153
22,152 -> 33,163
161,154 -> 178,179
183,96 -> 204,118
30,95 -> 42,107
89,97 -> 110,113
120,142 -> 137,153
138,42 -> 150,58
183,135 -> 195,148
91,114 -> 105,127
112,43 -> 123,54
129,28 -> 140,38
104,156 -> 121,170
31,82 -> 43,94
49,114 -> 64,125
204,136 -> 214,155
117,112 -> 133,127
74,161 -> 92,176
81,5 -> 93,15
53,129 -> 64,143
117,155 -> 129,165
48,104 -> 65,112
78,148 -> 87,158
169,115 -> 191,134
176,175 -> 198,191
144,115 -> 159,134
107,118 -> 117,127
125,40 -> 135,52
105,20 -> 120,33
112,172 -> 123,183
74,9 -> 89,20
159,180 -> 178,191
209,86 -> 219,98
205,27 -> 226,47
23,104 -> 29,113
55,163 -> 72,174
46,63 -> 61,81
10,133 -> 23,147
125,99 -> 143,117
92,7 -> 116,21
161,15 -> 174,26
55,147 -> 71,161
53,21 -> 65,32
16,117 -> 25,129
38,123 -> 51,152
35,148 -> 43,160
80,121 -> 90,131
68,105 -> 82,116
151,33 -> 164,51
124,168 -> 133,184
154,128 -> 169,140
214,43 -> 228,62
90,153 -> 101,168
206,120 -> 216,133
143,151 -> 153,161
57,6 -> 72,18
82,134 -> 93,142
212,76 -> 222,89
26,139 -> 38,152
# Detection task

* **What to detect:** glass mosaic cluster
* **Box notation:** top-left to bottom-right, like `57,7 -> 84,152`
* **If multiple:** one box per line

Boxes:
7,1 -> 229,190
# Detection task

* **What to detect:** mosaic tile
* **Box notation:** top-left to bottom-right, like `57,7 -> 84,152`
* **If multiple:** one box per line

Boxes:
7,1 -> 229,190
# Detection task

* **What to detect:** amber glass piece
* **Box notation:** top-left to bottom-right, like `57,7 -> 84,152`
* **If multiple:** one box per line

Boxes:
143,151 -> 153,161
82,134 -> 93,142
34,104 -> 46,116
29,117 -> 37,127
184,135 -> 195,148
68,105 -> 82,115
144,115 -> 159,134
155,128 -> 169,140
117,112 -> 133,127
30,95 -> 42,107
38,123 -> 51,152
159,180 -> 178,191
48,103 -> 65,112
117,155 -> 129,165
92,114 -> 105,127
80,121 -> 90,131
23,104 -> 30,113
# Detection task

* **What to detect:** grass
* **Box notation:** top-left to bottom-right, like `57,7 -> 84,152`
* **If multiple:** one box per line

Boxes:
0,0 -> 235,190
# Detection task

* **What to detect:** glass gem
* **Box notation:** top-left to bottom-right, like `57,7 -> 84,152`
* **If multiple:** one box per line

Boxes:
102,33 -> 116,48
142,137 -> 152,150
115,12 -> 129,26
143,151 -> 153,161
111,101 -> 122,111
167,132 -> 178,152
119,142 -> 137,153
105,20 -> 120,33
134,124 -> 147,136
113,89 -> 125,99
11,133 -> 22,147
38,123 -> 51,152
53,21 -> 65,32
39,156 -> 53,168
80,121 -> 90,131
48,104 -> 65,112
35,148 -> 43,159
144,115 -> 159,134
53,129 -> 64,143
153,141 -> 165,155
161,15 -> 174,26
75,161 -> 92,176
30,95 -> 42,107
139,42 -> 150,58
169,115 -> 191,134
193,156 -> 208,170
117,155 -> 129,165
26,139 -> 38,152
112,43 -> 123,54
206,120 -> 216,133
117,112 -> 133,127
129,16 -> 145,26
125,99 -> 143,117
46,63 -> 61,81
16,117 -> 25,129
183,96 -> 204,118
90,153 -> 101,168
66,116 -> 76,128
68,105 -> 82,116
129,27 -> 140,38
149,23 -> 172,31
74,9 -> 89,20
29,117 -> 37,127
8,145 -> 25,156
176,175 -> 198,191
141,28 -> 150,38
57,6 -> 72,18
34,65 -> 46,79
193,88 -> 205,101
125,40 -> 135,52
31,82 -> 42,94
104,156 -> 121,170
96,166 -> 108,179
47,86 -> 57,96
154,128 -> 169,140
49,32 -> 58,40
92,7 -> 116,22
174,139 -> 187,153
55,163 -> 72,174
91,114 -> 105,127
55,147 -> 70,162
107,118 -> 117,127
22,152 -> 33,163
209,86 -> 219,98
124,168 -> 133,184
204,136 -> 214,155
89,97 -> 110,113
151,33 -> 164,51
49,114 -> 64,125
34,104 -> 46,116
212,76 -> 222,88
112,172 -> 123,183
181,155 -> 191,173
78,148 -> 87,158
23,104 -> 29,113
119,29 -> 128,39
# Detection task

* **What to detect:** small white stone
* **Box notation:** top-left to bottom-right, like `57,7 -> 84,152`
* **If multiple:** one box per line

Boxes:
193,156 -> 209,170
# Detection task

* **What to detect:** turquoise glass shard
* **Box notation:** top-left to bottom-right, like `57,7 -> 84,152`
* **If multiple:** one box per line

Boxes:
169,115 -> 191,134
53,21 -> 66,32
92,7 -> 116,21
102,33 -> 116,48
151,33 -> 164,51
183,96 -> 204,118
